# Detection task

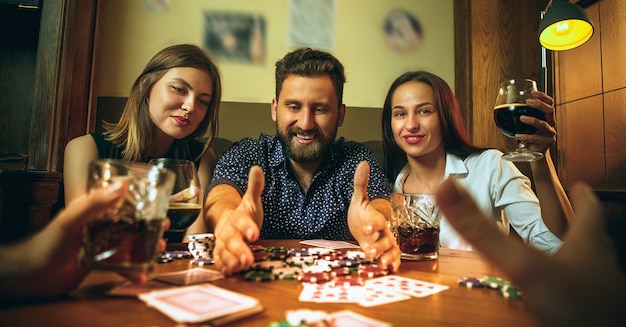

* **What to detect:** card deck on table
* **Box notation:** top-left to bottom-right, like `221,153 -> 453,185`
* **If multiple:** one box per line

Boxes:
139,284 -> 263,324
153,268 -> 224,285
300,239 -> 360,249
364,275 -> 449,298
328,310 -> 392,327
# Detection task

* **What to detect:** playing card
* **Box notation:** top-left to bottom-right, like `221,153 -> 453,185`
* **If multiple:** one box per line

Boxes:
300,239 -> 360,249
299,283 -> 358,303
107,279 -> 173,297
328,310 -> 392,327
139,284 -> 263,324
365,275 -> 449,298
154,268 -> 224,285
358,285 -> 411,307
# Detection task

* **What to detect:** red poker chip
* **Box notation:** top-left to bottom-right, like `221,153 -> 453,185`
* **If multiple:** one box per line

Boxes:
297,271 -> 331,283
253,251 -> 273,262
358,263 -> 389,278
329,267 -> 351,277
320,252 -> 344,261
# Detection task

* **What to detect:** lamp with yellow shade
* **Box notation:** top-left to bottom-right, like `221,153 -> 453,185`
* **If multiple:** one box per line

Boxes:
539,0 -> 594,51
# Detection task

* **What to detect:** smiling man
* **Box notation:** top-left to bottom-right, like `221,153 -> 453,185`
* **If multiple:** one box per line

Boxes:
203,48 -> 400,275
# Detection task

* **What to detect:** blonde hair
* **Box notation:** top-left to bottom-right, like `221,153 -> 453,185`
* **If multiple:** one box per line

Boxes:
104,44 -> 222,161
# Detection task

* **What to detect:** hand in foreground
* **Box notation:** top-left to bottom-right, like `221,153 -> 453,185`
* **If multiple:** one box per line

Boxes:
348,161 -> 401,272
435,178 -> 626,327
213,166 -> 265,275
0,181 -> 168,300
517,90 -> 556,154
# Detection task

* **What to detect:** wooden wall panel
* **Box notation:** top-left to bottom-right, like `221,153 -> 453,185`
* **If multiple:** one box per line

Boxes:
554,5 -> 602,104
28,0 -> 98,171
601,0 -> 626,92
557,95 -> 605,189
462,0 -> 545,151
604,89 -> 626,189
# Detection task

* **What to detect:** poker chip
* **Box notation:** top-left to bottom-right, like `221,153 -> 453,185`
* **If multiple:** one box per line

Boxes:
157,254 -> 173,263
248,244 -> 265,252
287,255 -> 316,265
285,309 -> 330,327
306,247 -> 334,256
319,252 -> 344,261
167,250 -> 193,259
302,265 -> 332,273
314,259 -> 342,269
358,263 -> 388,278
273,266 -> 302,280
265,247 -> 289,260
252,260 -> 287,271
287,248 -> 311,257
345,250 -> 366,260
479,276 -> 512,290
187,233 -> 215,259
244,270 -> 276,282
329,267 -> 351,277
190,258 -> 214,266
338,258 -> 360,267
500,284 -> 523,299
298,271 -> 331,283
458,277 -> 485,288
253,251 -> 273,262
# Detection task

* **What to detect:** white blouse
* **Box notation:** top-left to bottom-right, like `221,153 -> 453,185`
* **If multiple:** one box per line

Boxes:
393,149 -> 562,253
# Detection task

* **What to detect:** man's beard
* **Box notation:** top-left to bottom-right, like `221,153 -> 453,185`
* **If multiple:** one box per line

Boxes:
277,124 -> 337,163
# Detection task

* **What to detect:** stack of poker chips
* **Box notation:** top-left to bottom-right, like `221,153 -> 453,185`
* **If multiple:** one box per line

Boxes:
187,233 -> 215,266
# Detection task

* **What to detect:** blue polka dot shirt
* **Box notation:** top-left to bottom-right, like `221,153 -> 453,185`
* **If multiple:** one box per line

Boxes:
208,134 -> 390,240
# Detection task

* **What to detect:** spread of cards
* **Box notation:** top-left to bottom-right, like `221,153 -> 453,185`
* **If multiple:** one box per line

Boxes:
110,239 -> 521,326
240,240 -> 450,308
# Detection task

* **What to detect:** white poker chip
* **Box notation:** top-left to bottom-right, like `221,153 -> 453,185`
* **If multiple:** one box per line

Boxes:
286,309 -> 329,326
302,265 -> 332,273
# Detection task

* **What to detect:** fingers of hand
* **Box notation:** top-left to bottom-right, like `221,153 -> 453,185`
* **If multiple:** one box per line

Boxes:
435,179 -> 509,247
214,217 -> 255,274
366,234 -> 401,272
245,166 -> 265,200
567,183 -> 605,240
214,237 -> 253,275
61,181 -> 128,225
243,166 -> 265,226
352,161 -> 371,203
530,90 -> 554,106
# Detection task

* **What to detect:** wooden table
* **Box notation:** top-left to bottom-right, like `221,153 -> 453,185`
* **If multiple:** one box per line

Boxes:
0,240 -> 539,326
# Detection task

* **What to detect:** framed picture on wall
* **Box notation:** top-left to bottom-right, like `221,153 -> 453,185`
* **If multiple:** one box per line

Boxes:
203,11 -> 266,64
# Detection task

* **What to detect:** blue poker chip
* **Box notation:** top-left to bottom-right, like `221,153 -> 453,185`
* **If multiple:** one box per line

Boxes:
338,258 -> 360,267
164,250 -> 192,259
190,258 -> 214,266
157,254 -> 173,263
288,248 -> 311,257
458,277 -> 485,288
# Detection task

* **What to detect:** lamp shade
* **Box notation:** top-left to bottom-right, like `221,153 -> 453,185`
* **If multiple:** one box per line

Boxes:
539,0 -> 594,51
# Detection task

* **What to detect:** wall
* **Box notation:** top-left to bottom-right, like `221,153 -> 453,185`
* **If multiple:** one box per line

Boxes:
554,0 -> 626,192
97,0 -> 454,141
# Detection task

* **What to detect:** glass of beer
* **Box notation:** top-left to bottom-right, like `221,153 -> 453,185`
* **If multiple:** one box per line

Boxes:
149,158 -> 203,243
80,159 -> 175,273
493,78 -> 546,161
390,193 -> 442,260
